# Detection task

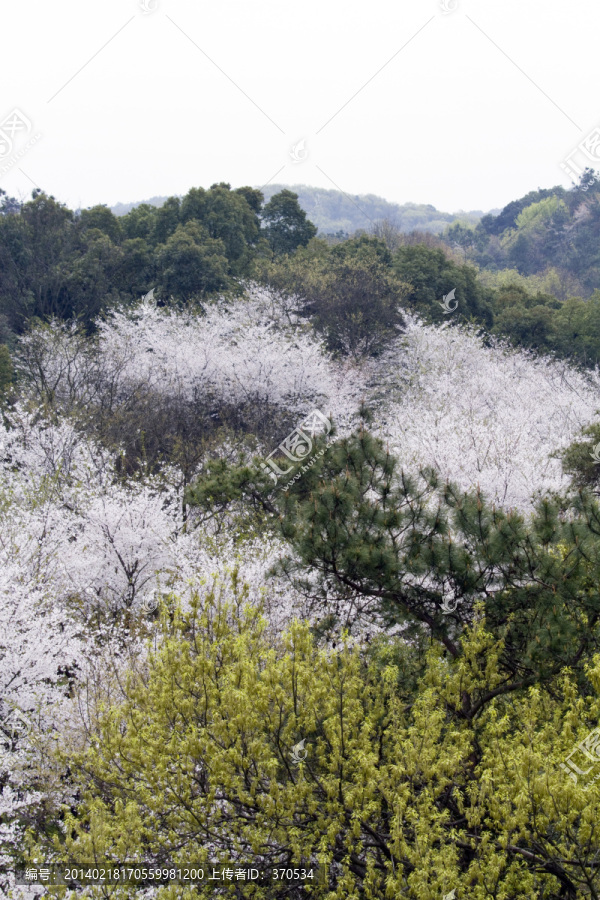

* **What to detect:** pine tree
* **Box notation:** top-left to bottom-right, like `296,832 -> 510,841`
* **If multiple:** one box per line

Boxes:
187,420 -> 600,712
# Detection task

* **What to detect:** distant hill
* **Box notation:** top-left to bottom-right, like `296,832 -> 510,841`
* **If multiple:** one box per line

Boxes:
111,196 -> 171,217
111,186 -> 492,236
259,185 -> 490,235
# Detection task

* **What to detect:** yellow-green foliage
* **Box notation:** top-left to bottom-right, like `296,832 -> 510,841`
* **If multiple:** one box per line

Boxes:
28,583 -> 600,899
476,265 -> 572,299
500,198 -> 567,255
514,197 -> 566,233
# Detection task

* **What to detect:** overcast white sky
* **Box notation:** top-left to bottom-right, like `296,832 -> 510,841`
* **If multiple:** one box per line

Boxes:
1,0 -> 599,218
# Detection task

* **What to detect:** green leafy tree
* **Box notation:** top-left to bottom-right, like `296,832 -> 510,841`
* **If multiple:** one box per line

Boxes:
252,236 -> 329,293
30,578 -> 600,899
156,221 -> 230,301
64,229 -> 123,325
235,185 -> 264,214
152,196 -> 181,245
113,237 -> 156,300
255,236 -> 407,358
180,184 -> 263,275
121,203 -> 159,241
202,183 -> 261,275
444,221 -> 476,260
489,284 -> 559,352
552,292 -> 600,368
0,191 -> 78,328
180,186 -> 207,225
0,188 -> 19,215
78,205 -> 123,243
0,191 -> 141,331
300,237 -> 408,358
262,190 -> 317,256
393,245 -> 492,326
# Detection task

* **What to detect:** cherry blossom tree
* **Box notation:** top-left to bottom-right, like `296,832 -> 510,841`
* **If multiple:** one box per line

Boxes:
367,316 -> 600,511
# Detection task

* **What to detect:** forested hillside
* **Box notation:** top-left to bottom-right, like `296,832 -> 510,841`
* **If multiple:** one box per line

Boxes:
3,174 -> 600,898
259,184 -> 487,235
445,167 -> 600,295
111,184 -> 488,236
3,176 -> 600,370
